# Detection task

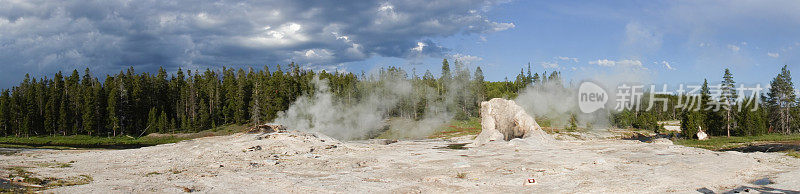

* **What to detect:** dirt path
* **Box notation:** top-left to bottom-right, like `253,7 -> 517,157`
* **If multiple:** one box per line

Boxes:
1,131 -> 799,193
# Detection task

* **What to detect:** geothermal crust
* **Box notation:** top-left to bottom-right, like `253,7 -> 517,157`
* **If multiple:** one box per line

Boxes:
2,99 -> 800,193
3,130 -> 799,193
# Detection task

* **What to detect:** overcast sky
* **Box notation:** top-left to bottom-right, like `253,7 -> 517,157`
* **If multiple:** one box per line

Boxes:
1,0 -> 799,88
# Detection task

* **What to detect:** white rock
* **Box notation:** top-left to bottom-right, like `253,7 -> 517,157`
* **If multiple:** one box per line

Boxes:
697,129 -> 708,141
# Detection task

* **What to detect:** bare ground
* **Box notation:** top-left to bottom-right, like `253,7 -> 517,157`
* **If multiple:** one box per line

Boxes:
1,131 -> 799,193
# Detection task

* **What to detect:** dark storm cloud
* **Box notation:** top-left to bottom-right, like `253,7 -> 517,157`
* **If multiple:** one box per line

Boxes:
0,0 -> 513,85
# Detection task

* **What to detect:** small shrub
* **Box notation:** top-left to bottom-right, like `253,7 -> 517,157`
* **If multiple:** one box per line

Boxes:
170,169 -> 185,174
787,150 -> 800,159
145,171 -> 162,176
46,175 -> 93,187
23,177 -> 43,185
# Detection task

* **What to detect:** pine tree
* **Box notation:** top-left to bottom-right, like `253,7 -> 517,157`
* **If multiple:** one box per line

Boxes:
736,96 -> 767,136
567,113 -> 578,131
515,68 -> 526,91
548,71 -> 562,86
473,66 -> 487,104
59,92 -> 70,136
767,65 -> 796,134
234,68 -> 251,124
106,76 -> 120,136
680,109 -> 704,138
441,59 -> 451,80
158,110 -> 168,133
251,77 -> 261,125
52,72 -> 64,135
173,68 -> 186,130
222,67 -> 238,124
753,95 -> 768,135
117,72 -> 131,135
720,68 -> 737,137
20,74 -> 34,136
170,118 -> 176,133
82,69 -> 97,135
155,67 -> 170,123
526,62 -> 533,85
147,107 -> 158,133
0,90 -> 9,136
197,99 -> 210,131
33,78 -> 47,136
700,79 -> 721,135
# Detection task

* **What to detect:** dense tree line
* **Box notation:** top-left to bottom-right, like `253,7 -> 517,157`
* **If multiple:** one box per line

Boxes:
0,60 -> 560,137
675,66 -> 800,138
485,63 -> 563,100
676,66 -> 797,138
605,66 -> 798,138
0,63 -> 330,137
15,59 -> 795,139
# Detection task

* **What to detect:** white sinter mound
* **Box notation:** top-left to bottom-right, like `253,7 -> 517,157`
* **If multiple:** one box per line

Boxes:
472,98 -> 553,146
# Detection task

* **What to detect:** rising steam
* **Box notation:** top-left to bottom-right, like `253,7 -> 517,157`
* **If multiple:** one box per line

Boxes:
275,73 -> 457,140
514,66 -> 651,129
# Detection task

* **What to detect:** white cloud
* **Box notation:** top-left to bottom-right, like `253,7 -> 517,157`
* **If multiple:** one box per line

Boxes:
623,22 -> 663,53
727,44 -> 741,52
556,56 -> 579,62
590,59 -> 615,67
540,62 -> 559,69
244,22 -> 309,48
449,53 -> 483,65
490,22 -> 516,32
0,0 -> 515,83
767,52 -> 780,58
412,42 -> 426,52
589,59 -> 643,68
617,59 -> 643,67
293,48 -> 334,63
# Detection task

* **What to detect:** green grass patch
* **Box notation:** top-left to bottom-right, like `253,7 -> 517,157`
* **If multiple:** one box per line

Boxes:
373,117 -> 482,140
0,135 -> 188,149
674,133 -> 800,150
0,124 -> 249,149
427,117 -> 482,139
5,166 -> 33,178
2,167 -> 92,192
44,175 -> 92,187
34,162 -> 72,168
207,124 -> 250,134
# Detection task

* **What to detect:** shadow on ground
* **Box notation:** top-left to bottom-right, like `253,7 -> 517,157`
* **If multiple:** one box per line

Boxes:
622,132 -> 677,142
698,186 -> 799,194
696,177 -> 799,194
719,143 -> 800,153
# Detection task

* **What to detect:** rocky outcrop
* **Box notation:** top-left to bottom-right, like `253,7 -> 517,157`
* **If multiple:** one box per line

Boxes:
471,98 -> 553,146
248,123 -> 287,134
